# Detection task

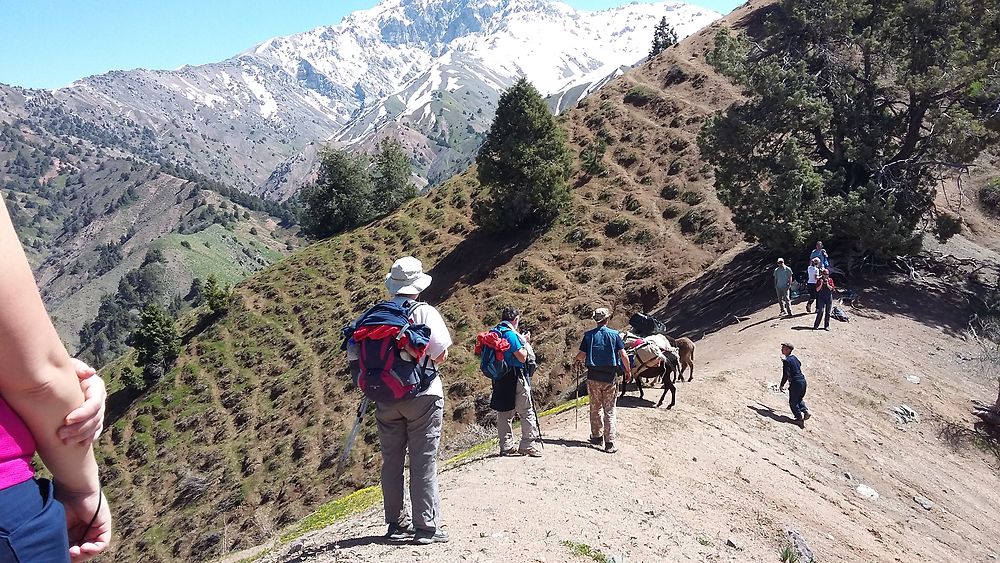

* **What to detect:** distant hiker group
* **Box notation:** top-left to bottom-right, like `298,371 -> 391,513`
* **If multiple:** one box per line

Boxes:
773,240 -> 838,330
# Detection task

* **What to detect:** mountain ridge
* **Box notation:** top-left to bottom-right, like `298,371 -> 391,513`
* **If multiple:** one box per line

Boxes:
41,0 -> 720,196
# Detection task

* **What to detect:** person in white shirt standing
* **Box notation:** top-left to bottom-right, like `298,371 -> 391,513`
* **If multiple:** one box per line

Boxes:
805,257 -> 821,313
375,257 -> 453,545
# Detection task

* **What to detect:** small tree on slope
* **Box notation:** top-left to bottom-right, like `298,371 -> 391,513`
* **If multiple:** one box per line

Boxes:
128,304 -> 180,389
371,137 -> 418,217
698,0 -> 1000,259
473,78 -> 571,234
649,16 -> 678,59
299,149 -> 373,239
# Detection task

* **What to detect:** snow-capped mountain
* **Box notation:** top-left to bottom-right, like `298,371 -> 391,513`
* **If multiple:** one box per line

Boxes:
46,0 -> 720,198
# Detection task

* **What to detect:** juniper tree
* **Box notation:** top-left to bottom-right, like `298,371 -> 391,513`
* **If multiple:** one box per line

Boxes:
698,0 -> 1000,259
473,78 -> 571,233
649,16 -> 678,59
299,148 -> 373,239
128,304 -> 180,388
371,137 -> 417,216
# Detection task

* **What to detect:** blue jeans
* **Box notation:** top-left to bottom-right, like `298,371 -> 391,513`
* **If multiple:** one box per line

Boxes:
0,478 -> 70,563
788,380 -> 809,419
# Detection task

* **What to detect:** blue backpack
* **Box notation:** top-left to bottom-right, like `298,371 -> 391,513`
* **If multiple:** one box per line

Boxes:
476,325 -> 514,380
341,300 -> 434,403
586,326 -> 621,372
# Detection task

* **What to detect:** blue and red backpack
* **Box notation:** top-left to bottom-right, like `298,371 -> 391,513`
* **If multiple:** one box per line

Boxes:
342,300 -> 434,403
475,325 -> 513,380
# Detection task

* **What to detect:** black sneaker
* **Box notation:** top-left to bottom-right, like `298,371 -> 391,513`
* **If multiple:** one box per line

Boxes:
414,528 -> 449,545
589,436 -> 603,446
386,523 -> 415,540
605,442 -> 617,454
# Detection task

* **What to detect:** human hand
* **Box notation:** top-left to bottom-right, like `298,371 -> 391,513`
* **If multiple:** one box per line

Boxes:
57,488 -> 112,562
59,359 -> 106,446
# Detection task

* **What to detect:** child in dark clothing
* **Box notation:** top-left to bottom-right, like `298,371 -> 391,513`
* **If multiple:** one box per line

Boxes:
779,342 -> 811,427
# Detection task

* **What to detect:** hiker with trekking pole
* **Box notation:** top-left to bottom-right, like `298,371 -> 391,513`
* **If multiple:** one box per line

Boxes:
341,257 -> 453,545
477,306 -> 543,457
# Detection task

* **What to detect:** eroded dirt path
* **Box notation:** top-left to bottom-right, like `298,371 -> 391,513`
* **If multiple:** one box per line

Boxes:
261,288 -> 1000,563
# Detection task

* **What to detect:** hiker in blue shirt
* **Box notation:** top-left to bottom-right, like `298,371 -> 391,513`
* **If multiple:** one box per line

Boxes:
809,241 -> 830,270
489,306 -> 542,457
779,342 -> 811,428
574,308 -> 631,454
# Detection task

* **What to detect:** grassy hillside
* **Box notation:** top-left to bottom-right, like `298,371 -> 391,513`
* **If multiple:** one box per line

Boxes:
92,5 -> 763,560
0,113 -> 299,350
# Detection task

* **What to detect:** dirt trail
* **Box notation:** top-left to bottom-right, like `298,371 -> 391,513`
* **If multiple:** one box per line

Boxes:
260,283 -> 1000,563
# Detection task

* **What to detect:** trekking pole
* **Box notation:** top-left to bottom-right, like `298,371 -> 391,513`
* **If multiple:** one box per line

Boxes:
520,372 -> 544,448
336,396 -> 371,478
574,362 -> 582,430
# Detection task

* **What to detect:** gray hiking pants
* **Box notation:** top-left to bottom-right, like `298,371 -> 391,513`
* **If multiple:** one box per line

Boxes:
775,286 -> 791,315
497,377 -> 539,452
375,394 -> 443,532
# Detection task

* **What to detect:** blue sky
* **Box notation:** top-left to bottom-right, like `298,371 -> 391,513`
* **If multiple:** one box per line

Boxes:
0,0 -> 743,89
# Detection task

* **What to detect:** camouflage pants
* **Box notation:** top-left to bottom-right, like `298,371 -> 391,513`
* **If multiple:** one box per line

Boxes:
587,380 -> 618,443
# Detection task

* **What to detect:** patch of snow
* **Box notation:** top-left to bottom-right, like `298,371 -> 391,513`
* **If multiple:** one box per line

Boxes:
241,71 -> 279,119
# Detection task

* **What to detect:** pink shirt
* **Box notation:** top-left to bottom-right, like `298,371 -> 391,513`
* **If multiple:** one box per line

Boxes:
0,397 -> 35,489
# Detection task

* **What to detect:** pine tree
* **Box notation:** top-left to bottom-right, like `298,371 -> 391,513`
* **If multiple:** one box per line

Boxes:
649,16 -> 678,59
371,137 -> 418,216
473,78 -> 571,233
698,0 -> 999,259
128,304 -> 180,389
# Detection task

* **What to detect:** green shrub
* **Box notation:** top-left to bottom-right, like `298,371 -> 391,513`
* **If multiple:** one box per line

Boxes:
623,195 -> 642,212
604,217 -> 632,237
516,266 -> 558,291
662,205 -> 681,219
980,179 -> 1000,211
679,208 -> 717,234
667,159 -> 684,175
631,228 -> 654,243
934,212 -> 962,243
624,85 -> 656,106
679,190 -> 704,205
660,183 -> 680,199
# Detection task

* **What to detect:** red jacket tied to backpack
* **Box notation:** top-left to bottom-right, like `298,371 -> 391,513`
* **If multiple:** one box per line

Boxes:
475,330 -> 511,360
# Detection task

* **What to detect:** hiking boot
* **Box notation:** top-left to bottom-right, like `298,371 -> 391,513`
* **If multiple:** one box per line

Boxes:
802,411 -> 812,421
518,447 -> 542,458
499,446 -> 519,456
806,306 -> 812,313
386,523 -> 415,541
414,528 -> 449,545
589,436 -> 603,447
605,442 -> 617,454
823,327 -> 830,331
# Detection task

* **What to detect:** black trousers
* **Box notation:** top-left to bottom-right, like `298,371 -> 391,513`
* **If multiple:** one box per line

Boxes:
813,297 -> 832,329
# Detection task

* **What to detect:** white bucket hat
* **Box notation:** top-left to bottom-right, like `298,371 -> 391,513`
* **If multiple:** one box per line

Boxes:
385,256 -> 432,295
592,307 -> 610,322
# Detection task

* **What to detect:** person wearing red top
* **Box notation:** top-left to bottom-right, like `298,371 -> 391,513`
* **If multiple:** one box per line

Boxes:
813,268 -> 836,330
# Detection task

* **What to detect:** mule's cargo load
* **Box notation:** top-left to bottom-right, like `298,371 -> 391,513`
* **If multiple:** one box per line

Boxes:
629,312 -> 665,337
